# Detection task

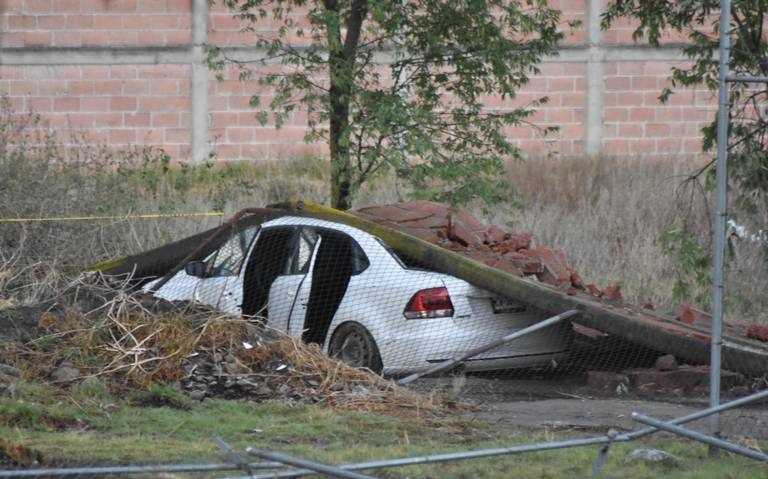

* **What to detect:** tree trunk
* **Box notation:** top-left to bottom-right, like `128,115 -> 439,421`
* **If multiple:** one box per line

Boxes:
325,0 -> 367,210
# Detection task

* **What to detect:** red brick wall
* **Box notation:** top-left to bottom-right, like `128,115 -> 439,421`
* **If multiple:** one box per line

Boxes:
0,0 -> 715,162
0,64 -> 192,159
603,62 -> 715,157
0,0 -> 192,47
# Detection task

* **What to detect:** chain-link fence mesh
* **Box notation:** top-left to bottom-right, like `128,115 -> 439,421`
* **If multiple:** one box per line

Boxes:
1,193 -> 766,447
131,202 -> 767,440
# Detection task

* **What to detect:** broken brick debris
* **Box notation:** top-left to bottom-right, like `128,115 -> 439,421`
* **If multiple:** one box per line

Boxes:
355,201 -> 617,297
676,304 -> 710,326
624,366 -> 743,393
747,324 -> 768,343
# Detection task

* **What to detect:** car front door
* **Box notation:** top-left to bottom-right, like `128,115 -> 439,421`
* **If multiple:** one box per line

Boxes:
194,225 -> 259,315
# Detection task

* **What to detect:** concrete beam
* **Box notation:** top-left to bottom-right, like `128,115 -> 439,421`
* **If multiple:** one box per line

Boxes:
0,44 -> 687,66
191,0 -> 210,164
585,0 -> 604,157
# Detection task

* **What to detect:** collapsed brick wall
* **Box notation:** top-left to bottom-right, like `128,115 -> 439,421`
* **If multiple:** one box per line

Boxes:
0,0 -> 715,162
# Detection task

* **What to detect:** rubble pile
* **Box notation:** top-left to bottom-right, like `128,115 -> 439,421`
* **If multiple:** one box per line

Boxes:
0,277 -> 445,417
356,201 -> 623,300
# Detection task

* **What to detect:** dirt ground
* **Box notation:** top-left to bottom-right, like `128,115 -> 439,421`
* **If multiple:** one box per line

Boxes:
415,376 -> 768,439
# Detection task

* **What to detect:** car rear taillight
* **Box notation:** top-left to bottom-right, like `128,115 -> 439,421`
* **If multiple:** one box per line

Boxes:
403,287 -> 454,319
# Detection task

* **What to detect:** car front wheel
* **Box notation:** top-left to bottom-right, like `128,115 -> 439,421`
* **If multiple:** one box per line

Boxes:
328,322 -> 383,374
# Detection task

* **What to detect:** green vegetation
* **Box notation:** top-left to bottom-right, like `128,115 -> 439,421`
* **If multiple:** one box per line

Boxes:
0,386 -> 764,477
213,1 -> 574,210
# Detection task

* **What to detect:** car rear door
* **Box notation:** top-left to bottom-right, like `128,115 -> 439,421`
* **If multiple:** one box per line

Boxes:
267,227 -> 318,332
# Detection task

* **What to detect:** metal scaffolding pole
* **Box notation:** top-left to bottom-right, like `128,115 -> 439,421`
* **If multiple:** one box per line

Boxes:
709,0 -> 732,456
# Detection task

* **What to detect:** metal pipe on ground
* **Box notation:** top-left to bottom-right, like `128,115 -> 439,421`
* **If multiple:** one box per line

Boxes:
0,462 -> 286,478
632,413 -> 768,463
6,390 -> 765,479
624,388 -> 768,441
222,389 -> 768,479
398,310 -> 579,385
246,448 -> 377,479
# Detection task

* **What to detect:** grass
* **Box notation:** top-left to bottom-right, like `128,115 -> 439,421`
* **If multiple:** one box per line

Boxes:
503,155 -> 768,321
0,387 -> 765,478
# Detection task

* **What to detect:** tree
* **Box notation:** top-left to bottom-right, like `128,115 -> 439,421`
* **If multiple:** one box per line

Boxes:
602,1 -> 768,305
211,1 -> 569,210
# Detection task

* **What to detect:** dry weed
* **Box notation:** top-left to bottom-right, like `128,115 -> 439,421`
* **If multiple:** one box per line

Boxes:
5,276 -> 451,419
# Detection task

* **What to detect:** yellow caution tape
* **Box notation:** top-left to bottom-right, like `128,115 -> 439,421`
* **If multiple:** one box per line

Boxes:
0,212 -> 226,223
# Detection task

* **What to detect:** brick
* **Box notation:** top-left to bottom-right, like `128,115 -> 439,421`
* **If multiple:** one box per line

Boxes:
747,324 -> 768,342
23,31 -> 52,45
53,31 -> 82,45
527,247 -> 571,286
81,31 -> 110,45
67,15 -> 94,29
587,371 -> 629,391
631,76 -> 659,90
124,112 -> 151,127
26,0 -> 52,14
7,14 -> 36,29
150,14 -> 181,29
165,128 -> 190,142
80,97 -> 111,112
122,80 -> 151,95
93,81 -> 123,95
628,108 -> 655,122
92,112 -> 123,127
165,0 -> 192,13
676,304 -> 710,325
151,112 -> 180,127
109,129 -> 136,143
151,79 -> 181,95
483,225 -> 508,245
226,127 -> 254,143
138,128 -> 165,143
26,97 -> 52,112
123,15 -> 152,29
54,97 -> 79,111
93,16 -> 124,30
66,80 -> 93,96
625,366 -> 742,392
110,96 -> 137,111
109,31 -> 138,45
103,0 -> 139,13
38,15 -> 67,29
139,95 -> 187,111
81,65 -> 109,79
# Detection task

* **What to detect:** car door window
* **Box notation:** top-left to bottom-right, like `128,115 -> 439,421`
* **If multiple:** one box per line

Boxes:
349,239 -> 369,274
206,226 -> 258,277
285,227 -> 318,275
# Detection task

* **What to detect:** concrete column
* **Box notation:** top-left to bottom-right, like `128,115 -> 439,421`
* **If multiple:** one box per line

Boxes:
191,0 -> 209,163
585,0 -> 604,157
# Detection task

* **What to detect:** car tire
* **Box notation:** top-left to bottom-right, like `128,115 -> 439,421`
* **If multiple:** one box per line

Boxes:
328,322 -> 383,374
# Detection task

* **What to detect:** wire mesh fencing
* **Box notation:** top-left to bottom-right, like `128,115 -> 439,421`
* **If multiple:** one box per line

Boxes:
138,202 -> 767,441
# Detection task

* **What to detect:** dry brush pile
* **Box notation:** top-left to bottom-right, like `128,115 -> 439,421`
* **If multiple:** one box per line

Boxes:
0,274 -> 452,419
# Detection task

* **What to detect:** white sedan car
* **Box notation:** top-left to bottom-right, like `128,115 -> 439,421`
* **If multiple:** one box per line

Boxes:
146,216 -> 572,375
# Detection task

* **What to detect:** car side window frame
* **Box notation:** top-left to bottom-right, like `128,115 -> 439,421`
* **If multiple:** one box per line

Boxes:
309,227 -> 369,276
203,225 -> 260,278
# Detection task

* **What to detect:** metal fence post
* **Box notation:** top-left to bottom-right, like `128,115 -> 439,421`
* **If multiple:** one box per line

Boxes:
710,0 -> 732,456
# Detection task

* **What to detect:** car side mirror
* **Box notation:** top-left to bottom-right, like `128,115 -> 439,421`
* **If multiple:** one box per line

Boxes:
184,261 -> 207,277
